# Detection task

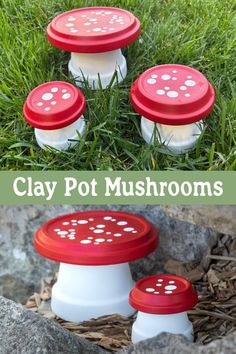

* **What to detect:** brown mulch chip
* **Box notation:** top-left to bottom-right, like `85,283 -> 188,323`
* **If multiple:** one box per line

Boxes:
25,234 -> 236,352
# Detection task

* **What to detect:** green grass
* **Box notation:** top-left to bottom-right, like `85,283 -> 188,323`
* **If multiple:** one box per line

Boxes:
0,0 -> 235,170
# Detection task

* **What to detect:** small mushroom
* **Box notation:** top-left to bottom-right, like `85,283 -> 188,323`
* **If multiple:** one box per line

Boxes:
23,81 -> 86,150
47,7 -> 141,89
34,210 -> 159,323
129,274 -> 198,343
131,64 -> 215,154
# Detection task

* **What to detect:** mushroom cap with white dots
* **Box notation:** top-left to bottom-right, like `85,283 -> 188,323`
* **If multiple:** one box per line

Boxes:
34,210 -> 159,265
129,274 -> 198,314
131,64 -> 215,125
47,7 -> 141,53
23,81 -> 86,130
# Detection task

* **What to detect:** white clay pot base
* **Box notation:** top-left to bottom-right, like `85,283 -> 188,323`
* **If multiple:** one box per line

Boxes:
69,49 -> 127,89
52,263 -> 135,322
141,117 -> 203,154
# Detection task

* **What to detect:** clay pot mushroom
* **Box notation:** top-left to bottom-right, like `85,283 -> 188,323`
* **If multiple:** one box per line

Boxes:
23,81 -> 86,150
129,274 -> 198,343
34,211 -> 159,323
131,64 -> 215,154
46,7 -> 141,89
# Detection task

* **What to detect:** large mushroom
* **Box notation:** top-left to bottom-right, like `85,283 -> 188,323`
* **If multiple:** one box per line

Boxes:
47,7 -> 141,89
34,210 -> 159,323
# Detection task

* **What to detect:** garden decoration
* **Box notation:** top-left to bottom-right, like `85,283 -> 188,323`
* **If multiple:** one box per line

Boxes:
46,7 -> 141,89
131,64 -> 215,154
23,81 -> 86,150
129,274 -> 198,343
34,211 -> 159,323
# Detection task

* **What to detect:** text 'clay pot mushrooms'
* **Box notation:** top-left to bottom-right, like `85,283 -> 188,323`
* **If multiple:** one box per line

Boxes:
47,7 -> 141,89
131,64 -> 215,154
129,274 -> 198,343
23,81 -> 86,151
34,211 -> 159,323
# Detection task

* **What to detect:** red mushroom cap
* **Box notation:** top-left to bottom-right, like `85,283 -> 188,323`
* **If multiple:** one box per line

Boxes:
47,7 -> 141,53
23,81 -> 86,130
34,211 -> 159,265
131,64 -> 215,125
129,274 -> 198,314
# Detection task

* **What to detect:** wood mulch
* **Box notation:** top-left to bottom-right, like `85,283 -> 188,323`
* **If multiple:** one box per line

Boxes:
25,233 -> 236,352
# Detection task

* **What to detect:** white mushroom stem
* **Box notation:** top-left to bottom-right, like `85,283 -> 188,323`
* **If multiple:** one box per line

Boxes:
69,49 -> 127,89
34,116 -> 85,151
132,311 -> 194,343
141,117 -> 203,154
51,262 -> 135,322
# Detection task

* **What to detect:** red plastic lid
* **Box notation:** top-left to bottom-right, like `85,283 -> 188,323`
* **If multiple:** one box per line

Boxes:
131,64 -> 215,125
129,274 -> 198,314
23,81 -> 86,130
47,7 -> 141,53
34,211 -> 159,265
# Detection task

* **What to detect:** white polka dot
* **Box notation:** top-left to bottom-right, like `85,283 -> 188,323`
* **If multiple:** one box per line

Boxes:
93,28 -> 101,32
66,23 -> 73,27
104,216 -> 112,220
89,218 -> 94,221
90,18 -> 97,21
146,288 -> 155,292
172,77 -> 177,80
151,74 -> 158,79
172,70 -> 177,73
51,87 -> 58,93
62,93 -> 71,100
37,102 -> 43,107
165,285 -> 177,290
185,93 -> 191,97
147,78 -> 156,84
157,279 -> 163,282
80,240 -> 91,244
94,242 -> 99,245
77,220 -> 88,224
93,229 -> 104,234
187,76 -> 192,79
95,238 -> 105,243
156,89 -> 165,95
51,101 -> 56,105
161,74 -> 171,80
114,233 -> 122,237
156,284 -> 162,287
58,231 -> 68,235
62,222 -> 69,225
180,86 -> 187,91
107,239 -> 112,242
165,291 -> 173,294
44,107 -> 50,111
69,229 -> 75,232
84,22 -> 91,26
117,221 -> 128,226
106,232 -> 111,235
86,30 -> 91,33
123,227 -> 134,232
169,281 -> 175,284
132,231 -> 137,233
164,86 -> 170,90
88,237 -> 93,240
96,224 -> 105,228
111,219 -> 116,222
101,30 -> 106,32
70,29 -> 78,33
62,89 -> 67,93
72,223 -> 77,226
185,80 -> 196,87
154,291 -> 160,294
109,28 -> 115,31
167,91 -> 179,98
54,229 -> 60,232
42,93 -> 53,101
68,17 -> 76,21
71,220 -> 76,222
105,11 -> 112,14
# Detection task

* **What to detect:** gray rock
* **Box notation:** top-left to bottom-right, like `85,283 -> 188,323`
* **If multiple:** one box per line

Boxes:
161,206 -> 236,236
123,332 -> 236,354
0,205 -> 218,302
0,296 -> 107,354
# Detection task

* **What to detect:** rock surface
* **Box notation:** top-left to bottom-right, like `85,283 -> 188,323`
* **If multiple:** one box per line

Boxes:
0,296 -> 107,354
161,206 -> 236,236
123,332 -> 236,354
0,205 -> 218,302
